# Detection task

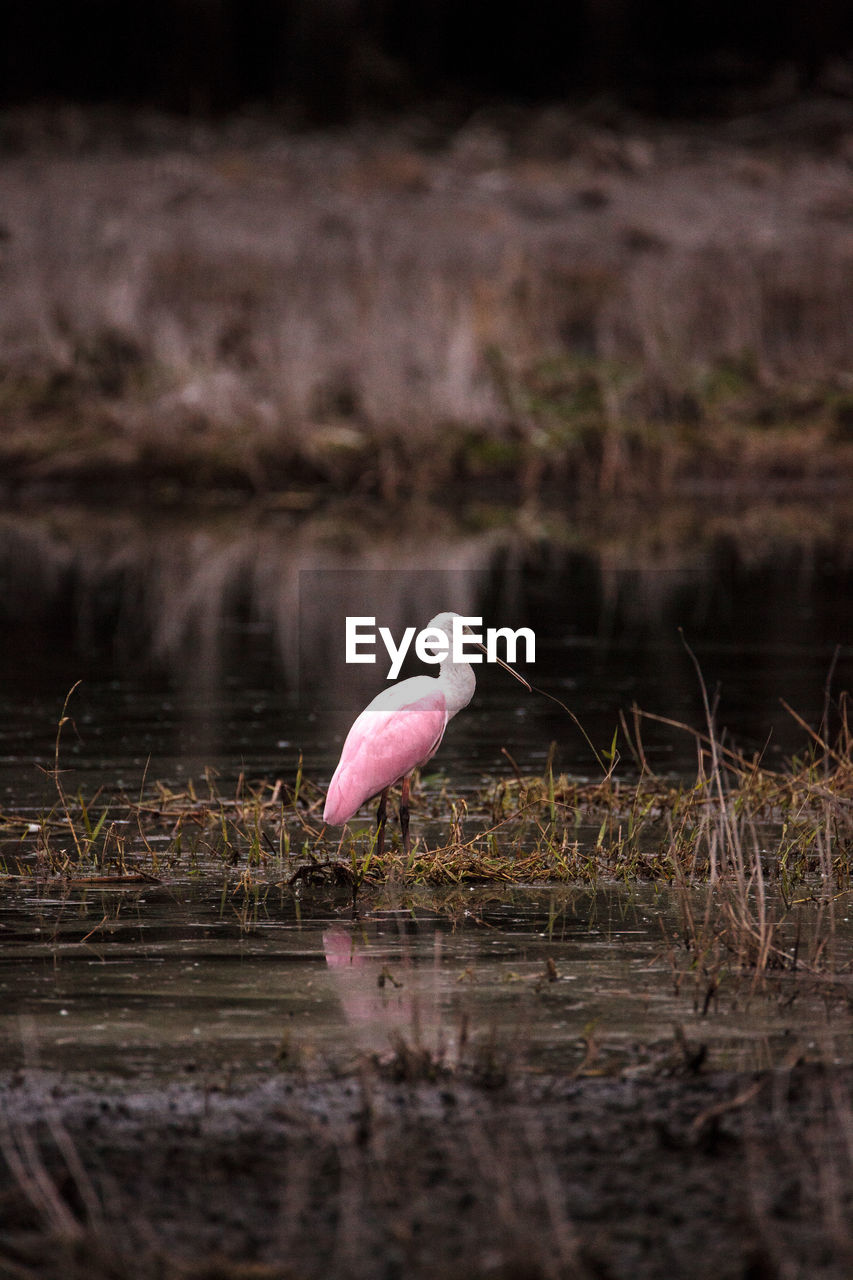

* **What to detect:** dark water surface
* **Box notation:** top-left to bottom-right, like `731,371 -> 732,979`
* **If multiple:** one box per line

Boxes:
0,500 -> 850,809
3,880 -> 851,1079
1,500 -> 851,1076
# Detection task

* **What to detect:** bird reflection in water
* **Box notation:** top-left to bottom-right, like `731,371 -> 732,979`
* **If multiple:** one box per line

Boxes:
322,920 -> 456,1065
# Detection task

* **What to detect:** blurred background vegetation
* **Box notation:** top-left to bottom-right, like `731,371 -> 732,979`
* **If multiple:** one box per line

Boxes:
1,2 -> 852,503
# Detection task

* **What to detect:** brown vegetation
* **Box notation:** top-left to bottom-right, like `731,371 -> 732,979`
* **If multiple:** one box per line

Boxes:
2,104 -> 853,501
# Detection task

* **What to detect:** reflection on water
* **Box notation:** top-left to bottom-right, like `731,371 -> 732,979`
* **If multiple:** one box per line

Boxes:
1,882 -> 850,1079
0,499 -> 851,808
1,502 -> 850,1085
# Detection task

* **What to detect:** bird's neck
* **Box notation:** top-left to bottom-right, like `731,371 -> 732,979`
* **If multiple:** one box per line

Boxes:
437,656 -> 476,720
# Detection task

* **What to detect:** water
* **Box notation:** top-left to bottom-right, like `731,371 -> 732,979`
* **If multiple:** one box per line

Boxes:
2,880 -> 849,1078
1,498 -> 851,1077
0,500 -> 850,809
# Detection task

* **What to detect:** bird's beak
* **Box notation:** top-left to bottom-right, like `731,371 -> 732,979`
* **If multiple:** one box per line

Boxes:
471,641 -> 532,692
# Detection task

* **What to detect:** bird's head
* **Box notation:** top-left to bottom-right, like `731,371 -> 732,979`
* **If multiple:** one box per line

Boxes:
424,610 -> 532,690
426,610 -> 462,636
420,611 -> 461,659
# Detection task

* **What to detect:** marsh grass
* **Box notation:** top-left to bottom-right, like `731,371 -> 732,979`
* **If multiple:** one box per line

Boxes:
2,685 -> 851,1002
3,356 -> 851,506
2,693 -> 853,1280
3,108 -> 853,504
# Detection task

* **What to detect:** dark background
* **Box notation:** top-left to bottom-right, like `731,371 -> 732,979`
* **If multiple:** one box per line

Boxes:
2,0 -> 852,122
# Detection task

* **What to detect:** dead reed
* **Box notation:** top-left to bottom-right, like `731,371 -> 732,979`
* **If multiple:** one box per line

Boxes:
2,687 -> 850,998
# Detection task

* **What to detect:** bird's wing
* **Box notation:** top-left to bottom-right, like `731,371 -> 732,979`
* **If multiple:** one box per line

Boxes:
323,690 -> 447,824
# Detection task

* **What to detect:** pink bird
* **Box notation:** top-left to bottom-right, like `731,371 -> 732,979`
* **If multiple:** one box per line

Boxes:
323,611 -> 529,854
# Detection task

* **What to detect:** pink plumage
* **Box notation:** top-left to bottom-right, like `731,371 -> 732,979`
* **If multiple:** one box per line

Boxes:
323,612 -> 477,845
323,690 -> 448,824
323,611 -> 530,852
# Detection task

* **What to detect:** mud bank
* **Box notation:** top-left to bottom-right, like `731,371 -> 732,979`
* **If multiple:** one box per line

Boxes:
2,1060 -> 852,1279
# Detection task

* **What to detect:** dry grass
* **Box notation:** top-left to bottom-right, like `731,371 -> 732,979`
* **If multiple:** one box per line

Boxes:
2,107 -> 853,500
2,686 -> 851,1000
4,712 -> 849,892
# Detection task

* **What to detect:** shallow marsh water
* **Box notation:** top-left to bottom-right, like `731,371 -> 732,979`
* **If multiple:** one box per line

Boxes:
1,502 -> 853,1280
1,499 -> 852,1079
3,879 -> 852,1081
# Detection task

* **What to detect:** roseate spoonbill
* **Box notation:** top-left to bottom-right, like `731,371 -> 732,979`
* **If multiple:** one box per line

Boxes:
323,611 -> 530,855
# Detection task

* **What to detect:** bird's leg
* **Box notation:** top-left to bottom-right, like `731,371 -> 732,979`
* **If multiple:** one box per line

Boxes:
400,775 -> 411,856
376,787 -> 389,859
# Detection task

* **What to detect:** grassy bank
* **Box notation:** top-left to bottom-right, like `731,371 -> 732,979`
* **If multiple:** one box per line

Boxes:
4,699 -> 850,884
2,103 -> 853,502
4,357 -> 853,504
